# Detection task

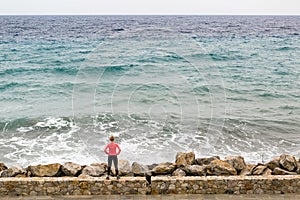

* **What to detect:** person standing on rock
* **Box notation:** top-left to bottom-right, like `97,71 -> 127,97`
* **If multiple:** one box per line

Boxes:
104,135 -> 121,180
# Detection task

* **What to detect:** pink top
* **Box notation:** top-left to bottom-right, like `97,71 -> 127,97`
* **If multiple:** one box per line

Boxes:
104,142 -> 121,156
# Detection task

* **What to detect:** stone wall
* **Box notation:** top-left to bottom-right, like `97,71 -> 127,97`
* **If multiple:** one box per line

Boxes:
1,175 -> 300,196
0,177 -> 149,196
151,175 -> 300,195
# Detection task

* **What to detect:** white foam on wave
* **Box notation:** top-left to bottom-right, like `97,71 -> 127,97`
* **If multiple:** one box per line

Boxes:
1,117 -> 103,167
2,115 -> 300,167
16,126 -> 34,133
34,117 -> 74,129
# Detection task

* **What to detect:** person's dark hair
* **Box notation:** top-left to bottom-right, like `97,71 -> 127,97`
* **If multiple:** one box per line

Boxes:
109,136 -> 115,142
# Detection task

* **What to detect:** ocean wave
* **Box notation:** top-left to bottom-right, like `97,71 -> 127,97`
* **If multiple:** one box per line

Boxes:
137,54 -> 183,63
0,66 -> 78,76
275,46 -> 299,51
0,113 -> 299,166
209,53 -> 251,61
0,117 -> 74,132
257,92 -> 287,98
0,82 -> 27,91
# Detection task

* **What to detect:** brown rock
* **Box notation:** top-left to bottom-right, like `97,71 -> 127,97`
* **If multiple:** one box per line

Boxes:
90,162 -> 107,168
147,164 -> 158,170
132,162 -> 149,176
266,157 -> 280,171
205,165 -> 213,175
27,163 -> 61,177
61,162 -> 83,176
175,152 -> 195,167
81,163 -> 106,177
273,167 -> 298,175
279,154 -> 297,172
251,164 -> 271,175
15,174 -> 27,178
210,160 -> 237,176
172,168 -> 186,176
195,156 -> 220,166
119,160 -> 132,176
296,163 -> 300,174
0,163 -> 8,171
0,166 -> 26,177
152,162 -> 176,175
78,174 -> 92,178
263,168 -> 272,176
183,165 -> 207,176
240,164 -> 256,176
225,156 -> 246,174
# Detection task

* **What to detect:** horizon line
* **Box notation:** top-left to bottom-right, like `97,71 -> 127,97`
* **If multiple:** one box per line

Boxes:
0,13 -> 300,16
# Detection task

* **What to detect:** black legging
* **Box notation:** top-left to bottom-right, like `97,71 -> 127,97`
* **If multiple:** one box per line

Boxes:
107,155 -> 118,176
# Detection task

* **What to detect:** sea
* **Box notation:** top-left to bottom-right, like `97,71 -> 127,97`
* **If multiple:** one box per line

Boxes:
0,15 -> 299,167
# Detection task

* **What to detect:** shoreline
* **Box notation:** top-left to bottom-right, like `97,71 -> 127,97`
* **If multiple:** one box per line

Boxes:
1,152 -> 300,196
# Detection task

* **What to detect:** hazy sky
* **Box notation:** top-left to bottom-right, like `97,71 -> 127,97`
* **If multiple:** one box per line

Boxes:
0,0 -> 300,15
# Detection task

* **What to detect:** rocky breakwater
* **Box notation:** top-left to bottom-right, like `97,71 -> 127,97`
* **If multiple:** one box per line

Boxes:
1,153 -> 300,195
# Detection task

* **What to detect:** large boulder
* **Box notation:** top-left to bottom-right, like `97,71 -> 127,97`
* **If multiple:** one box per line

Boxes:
266,157 -> 280,171
251,164 -> 272,176
147,164 -> 158,171
118,160 -> 132,176
175,152 -> 195,167
0,163 -> 8,171
132,162 -> 149,176
240,164 -> 256,176
273,167 -> 297,175
61,162 -> 83,176
0,166 -> 26,177
172,168 -> 186,176
183,165 -> 207,176
152,162 -> 176,175
81,163 -> 106,177
195,156 -> 220,166
279,154 -> 297,172
27,163 -> 62,177
209,160 -> 237,176
225,156 -> 246,174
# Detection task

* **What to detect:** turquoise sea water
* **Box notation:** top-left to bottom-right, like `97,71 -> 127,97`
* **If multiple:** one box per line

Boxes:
0,16 -> 299,166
